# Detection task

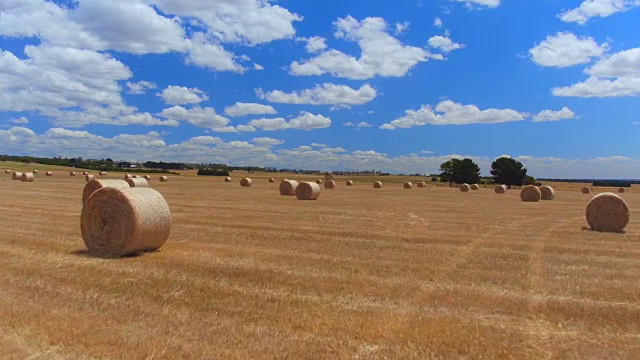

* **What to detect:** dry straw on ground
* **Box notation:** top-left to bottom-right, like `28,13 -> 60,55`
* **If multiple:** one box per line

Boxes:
12,172 -> 23,180
224,177 -> 232,183
269,178 -> 275,183
404,182 -> 413,189
346,180 -> 354,186
520,185 -> 541,202
459,184 -> 470,192
494,185 -> 506,194
21,173 -> 34,182
585,192 -> 630,232
240,178 -> 253,187
373,181 -> 382,188
582,186 -> 591,194
296,182 -> 321,200
470,184 -> 479,190
46,171 -> 53,176
81,187 -> 171,257
82,179 -> 131,205
316,179 -> 323,185
618,188 -> 625,193
324,180 -> 336,189
159,176 -> 168,182
85,174 -> 95,182
279,180 -> 299,196
126,178 -> 149,188
540,186 -> 556,200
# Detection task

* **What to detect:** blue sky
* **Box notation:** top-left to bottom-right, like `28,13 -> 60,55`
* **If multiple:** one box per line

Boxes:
0,0 -> 639,178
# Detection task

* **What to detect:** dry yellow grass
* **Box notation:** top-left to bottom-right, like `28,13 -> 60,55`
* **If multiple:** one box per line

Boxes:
1,171 -> 640,359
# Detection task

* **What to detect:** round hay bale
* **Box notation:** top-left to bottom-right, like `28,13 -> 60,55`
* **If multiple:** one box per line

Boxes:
585,193 -> 630,232
416,182 -> 426,188
470,184 -> 479,190
618,187 -> 625,193
279,180 -> 299,195
21,173 -> 34,182
82,179 -> 130,205
159,176 -> 168,182
520,185 -> 541,202
224,177 -> 232,183
281,179 -> 289,183
70,172 -> 76,176
81,187 -> 171,258
494,185 -> 506,194
324,180 -> 336,189
85,174 -> 95,182
83,171 -> 88,176
459,184 -> 470,192
403,182 -> 413,189
12,172 -> 23,180
346,180 -> 354,186
124,174 -> 132,179
99,171 -> 107,176
33,170 -> 38,174
540,186 -> 555,200
296,182 -> 320,200
316,179 -> 323,184
46,171 -> 53,176
132,175 -> 140,179
373,181 -> 382,188
4,169 -> 10,174
126,178 -> 149,188
240,178 -> 253,187
143,175 -> 151,180
268,178 -> 275,183
582,186 -> 591,194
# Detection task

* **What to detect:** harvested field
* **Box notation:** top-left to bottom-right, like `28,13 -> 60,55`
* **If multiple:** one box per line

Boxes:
1,170 -> 640,359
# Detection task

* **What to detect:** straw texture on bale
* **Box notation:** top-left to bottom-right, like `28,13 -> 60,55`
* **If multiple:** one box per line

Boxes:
373,181 -> 382,188
470,184 -> 479,190
240,178 -> 253,187
494,185 -> 506,194
126,178 -> 149,188
540,186 -> 555,200
46,171 -> 53,176
324,180 -> 336,189
279,180 -> 299,195
296,182 -> 321,200
124,174 -> 132,179
144,175 -> 151,180
70,172 -> 76,176
618,187 -> 625,193
85,174 -> 95,182
316,179 -> 323,184
404,182 -> 413,189
159,176 -> 168,182
459,184 -> 470,192
81,187 -> 171,258
520,185 -> 541,202
582,186 -> 591,194
346,180 -> 354,186
269,178 -> 275,183
21,173 -> 34,182
224,177 -> 232,182
12,172 -> 23,180
82,179 -> 131,205
585,193 -> 630,232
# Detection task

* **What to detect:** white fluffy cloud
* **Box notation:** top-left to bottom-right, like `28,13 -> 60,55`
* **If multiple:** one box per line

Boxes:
357,122 -> 373,127
126,81 -> 157,95
158,85 -> 209,105
290,16 -> 430,80
297,36 -> 328,53
434,17 -> 443,27
251,137 -> 284,146
395,22 -> 410,35
428,36 -> 465,53
10,117 -> 30,124
381,100 -> 524,129
532,107 -> 577,122
455,0 -> 501,8
224,102 -> 277,117
256,84 -> 377,106
559,0 -> 639,24
158,106 -> 230,128
248,112 -> 331,131
586,47 -> 640,78
529,32 -> 607,68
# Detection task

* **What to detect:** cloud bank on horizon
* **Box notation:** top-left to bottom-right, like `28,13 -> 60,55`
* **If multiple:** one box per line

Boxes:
0,0 -> 638,178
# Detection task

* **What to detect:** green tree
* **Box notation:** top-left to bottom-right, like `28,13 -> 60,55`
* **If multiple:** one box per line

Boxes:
490,157 -> 528,189
439,158 -> 481,185
439,159 -> 459,186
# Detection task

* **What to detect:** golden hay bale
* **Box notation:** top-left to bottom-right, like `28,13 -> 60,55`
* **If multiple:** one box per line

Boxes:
582,186 -> 591,194
269,178 -> 275,183
4,169 -> 10,174
373,181 -> 382,188
46,171 -> 53,176
404,182 -> 413,189
316,179 -> 323,184
494,185 -> 506,194
82,179 -> 130,205
296,182 -> 321,200
324,180 -> 336,189
81,187 -> 171,258
33,170 -> 38,174
618,187 -> 625,193
520,185 -> 541,202
85,174 -> 95,182
126,178 -> 149,188
224,176 -> 232,182
159,176 -> 168,182
470,184 -> 479,190
346,180 -> 354,186
240,178 -> 253,187
21,173 -> 34,182
132,175 -> 140,178
144,175 -> 151,180
279,180 -> 299,195
585,192 -> 630,232
124,174 -> 133,179
12,172 -> 23,180
416,182 -> 426,188
70,172 -> 77,176
459,184 -> 470,192
83,171 -> 88,176
281,179 -> 289,183
99,171 -> 107,176
540,186 -> 555,200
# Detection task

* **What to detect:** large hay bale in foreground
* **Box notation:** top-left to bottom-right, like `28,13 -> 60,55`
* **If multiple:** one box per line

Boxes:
224,177 -> 232,183
585,192 -> 630,232
346,180 -> 354,186
279,180 -> 299,195
126,178 -> 149,188
540,186 -> 555,200
83,179 -> 130,205
582,186 -> 591,194
470,184 -> 479,190
296,182 -> 320,200
268,178 -> 275,183
324,180 -> 336,189
240,178 -> 253,187
618,187 -> 625,193
159,176 -> 168,182
459,184 -> 470,192
494,185 -> 506,194
21,173 -> 34,182
373,181 -> 382,188
12,172 -> 23,180
520,185 -> 541,202
404,182 -> 413,189
46,171 -> 53,176
81,187 -> 171,257
85,174 -> 95,182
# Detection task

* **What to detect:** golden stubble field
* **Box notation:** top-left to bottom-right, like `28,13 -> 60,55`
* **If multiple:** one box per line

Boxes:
1,170 -> 639,359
